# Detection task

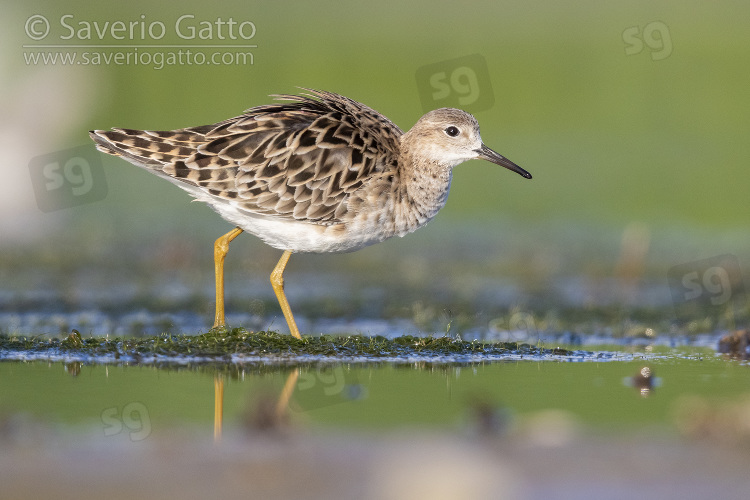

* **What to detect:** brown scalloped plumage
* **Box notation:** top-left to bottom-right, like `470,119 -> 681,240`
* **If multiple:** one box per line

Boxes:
90,89 -> 530,253
89,89 -> 531,337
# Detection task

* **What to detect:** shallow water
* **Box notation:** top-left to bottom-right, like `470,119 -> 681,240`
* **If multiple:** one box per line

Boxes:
4,222 -> 750,498
3,351 -> 750,499
4,219 -> 748,340
2,349 -> 746,433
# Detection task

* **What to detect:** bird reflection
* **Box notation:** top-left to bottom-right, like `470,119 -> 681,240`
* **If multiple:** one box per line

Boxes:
214,375 -> 224,441
213,369 -> 299,442
64,362 -> 82,377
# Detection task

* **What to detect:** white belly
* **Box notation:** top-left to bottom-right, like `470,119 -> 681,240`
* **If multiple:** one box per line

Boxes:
172,177 -> 428,253
192,190 -> 385,253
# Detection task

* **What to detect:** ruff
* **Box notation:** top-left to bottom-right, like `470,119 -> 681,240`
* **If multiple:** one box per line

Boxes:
90,89 -> 531,338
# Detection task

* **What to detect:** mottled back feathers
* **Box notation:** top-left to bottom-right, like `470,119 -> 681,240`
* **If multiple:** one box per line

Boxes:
91,89 -> 530,253
90,89 -> 403,225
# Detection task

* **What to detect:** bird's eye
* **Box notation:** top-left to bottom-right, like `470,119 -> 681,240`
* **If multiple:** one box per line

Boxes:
444,126 -> 460,137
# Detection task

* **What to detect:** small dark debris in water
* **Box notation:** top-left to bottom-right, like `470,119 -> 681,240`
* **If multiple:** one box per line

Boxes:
632,366 -> 654,396
624,366 -> 660,397
718,329 -> 750,360
62,330 -> 84,349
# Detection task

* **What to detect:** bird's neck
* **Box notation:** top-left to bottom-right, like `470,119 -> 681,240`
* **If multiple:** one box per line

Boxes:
394,154 -> 453,233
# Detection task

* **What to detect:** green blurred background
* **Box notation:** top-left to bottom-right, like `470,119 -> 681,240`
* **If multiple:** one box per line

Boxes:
2,0 -> 750,333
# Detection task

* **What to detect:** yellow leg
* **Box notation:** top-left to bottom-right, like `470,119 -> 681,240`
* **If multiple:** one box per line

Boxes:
270,250 -> 302,339
214,375 -> 224,442
213,227 -> 243,329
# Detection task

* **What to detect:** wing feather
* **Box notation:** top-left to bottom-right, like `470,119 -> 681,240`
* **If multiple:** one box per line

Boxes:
90,89 -> 403,224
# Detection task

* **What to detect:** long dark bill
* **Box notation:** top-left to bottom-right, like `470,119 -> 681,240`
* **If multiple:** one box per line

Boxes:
475,144 -> 532,179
